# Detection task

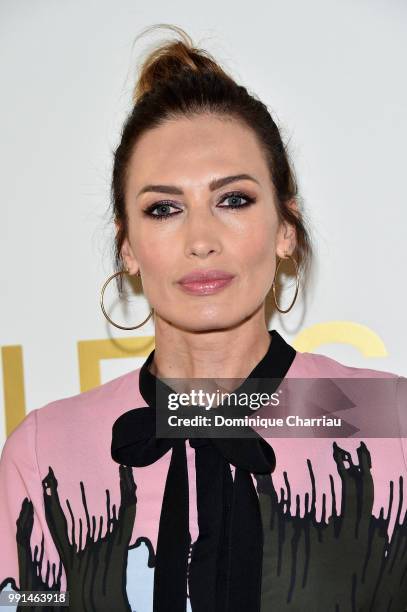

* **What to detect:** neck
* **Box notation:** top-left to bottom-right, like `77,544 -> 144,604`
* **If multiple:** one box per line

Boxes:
148,316 -> 272,381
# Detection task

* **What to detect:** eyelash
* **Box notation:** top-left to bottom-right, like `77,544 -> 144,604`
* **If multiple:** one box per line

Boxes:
142,191 -> 256,222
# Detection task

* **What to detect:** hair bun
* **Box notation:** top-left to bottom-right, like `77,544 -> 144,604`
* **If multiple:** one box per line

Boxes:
132,24 -> 232,104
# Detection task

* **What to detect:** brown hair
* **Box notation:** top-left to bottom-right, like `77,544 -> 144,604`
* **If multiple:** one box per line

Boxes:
111,24 -> 313,292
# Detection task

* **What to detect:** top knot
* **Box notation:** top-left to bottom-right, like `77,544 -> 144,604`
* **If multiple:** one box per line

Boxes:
132,23 -> 234,104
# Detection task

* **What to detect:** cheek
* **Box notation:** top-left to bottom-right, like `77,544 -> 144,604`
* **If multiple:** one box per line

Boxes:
133,232 -> 178,301
241,224 -> 275,265
130,226 -> 171,273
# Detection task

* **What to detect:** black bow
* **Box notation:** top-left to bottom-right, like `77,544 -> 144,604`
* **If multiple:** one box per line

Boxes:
111,330 -> 296,611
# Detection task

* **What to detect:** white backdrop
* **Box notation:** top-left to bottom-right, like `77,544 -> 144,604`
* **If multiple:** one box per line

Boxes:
1,0 -> 406,448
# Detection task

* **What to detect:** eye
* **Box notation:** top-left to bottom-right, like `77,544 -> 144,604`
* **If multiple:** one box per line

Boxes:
142,201 -> 182,221
142,190 -> 256,222
217,190 -> 256,209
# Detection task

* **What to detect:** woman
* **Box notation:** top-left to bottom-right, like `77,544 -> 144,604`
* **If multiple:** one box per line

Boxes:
1,24 -> 406,612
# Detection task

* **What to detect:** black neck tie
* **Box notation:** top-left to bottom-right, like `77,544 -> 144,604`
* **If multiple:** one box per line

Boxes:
111,329 -> 296,612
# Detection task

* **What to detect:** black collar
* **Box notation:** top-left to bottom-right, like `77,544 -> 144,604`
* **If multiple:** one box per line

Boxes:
138,328 -> 296,409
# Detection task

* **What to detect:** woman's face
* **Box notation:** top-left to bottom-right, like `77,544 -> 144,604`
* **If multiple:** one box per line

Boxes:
120,113 -> 296,332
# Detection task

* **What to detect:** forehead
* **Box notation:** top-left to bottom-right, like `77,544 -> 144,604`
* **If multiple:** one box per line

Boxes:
126,113 -> 270,191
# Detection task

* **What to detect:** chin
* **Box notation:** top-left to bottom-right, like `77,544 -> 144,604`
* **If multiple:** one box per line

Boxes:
166,313 -> 247,335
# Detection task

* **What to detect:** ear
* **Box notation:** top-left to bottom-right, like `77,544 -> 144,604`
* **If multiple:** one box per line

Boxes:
115,221 -> 139,275
275,199 -> 298,259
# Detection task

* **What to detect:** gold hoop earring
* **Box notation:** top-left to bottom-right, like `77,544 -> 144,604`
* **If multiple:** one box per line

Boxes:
272,254 -> 300,313
100,268 -> 154,330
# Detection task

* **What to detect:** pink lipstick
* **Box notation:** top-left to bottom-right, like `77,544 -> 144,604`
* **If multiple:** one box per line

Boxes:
177,269 -> 235,295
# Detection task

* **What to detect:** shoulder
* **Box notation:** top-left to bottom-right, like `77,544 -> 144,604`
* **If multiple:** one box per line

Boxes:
0,408 -> 38,467
288,350 -> 405,429
38,366 -> 143,416
289,348 -> 400,379
4,367 -> 145,453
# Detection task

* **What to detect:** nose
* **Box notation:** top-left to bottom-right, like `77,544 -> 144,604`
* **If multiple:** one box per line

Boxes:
184,205 -> 222,258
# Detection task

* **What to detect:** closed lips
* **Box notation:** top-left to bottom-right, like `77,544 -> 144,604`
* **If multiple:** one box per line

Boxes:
178,270 -> 235,283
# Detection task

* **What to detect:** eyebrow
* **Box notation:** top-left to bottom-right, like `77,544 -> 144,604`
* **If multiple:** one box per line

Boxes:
136,173 -> 260,198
